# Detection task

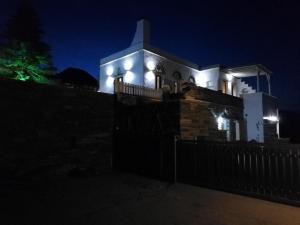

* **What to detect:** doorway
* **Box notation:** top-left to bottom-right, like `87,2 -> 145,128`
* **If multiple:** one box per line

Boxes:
155,75 -> 162,89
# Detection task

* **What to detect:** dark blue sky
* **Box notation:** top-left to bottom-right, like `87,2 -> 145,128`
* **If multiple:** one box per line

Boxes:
1,0 -> 300,111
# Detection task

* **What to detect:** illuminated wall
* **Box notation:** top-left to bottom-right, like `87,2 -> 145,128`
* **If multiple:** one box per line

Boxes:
143,51 -> 224,91
143,50 -> 198,89
197,67 -> 220,90
243,92 -> 279,142
99,44 -> 250,100
99,50 -> 144,93
99,48 -> 250,99
100,49 -> 223,93
98,19 -> 254,99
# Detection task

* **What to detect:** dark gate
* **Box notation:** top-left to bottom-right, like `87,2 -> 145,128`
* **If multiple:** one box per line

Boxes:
177,140 -> 300,206
113,133 -> 175,182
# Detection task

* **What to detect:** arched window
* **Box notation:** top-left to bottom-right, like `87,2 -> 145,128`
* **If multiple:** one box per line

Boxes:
172,71 -> 182,80
188,76 -> 195,83
154,63 -> 166,76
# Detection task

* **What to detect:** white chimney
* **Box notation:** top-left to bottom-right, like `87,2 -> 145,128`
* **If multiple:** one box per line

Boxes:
130,19 -> 151,46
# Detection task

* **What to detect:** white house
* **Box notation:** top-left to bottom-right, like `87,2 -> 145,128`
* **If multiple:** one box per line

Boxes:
99,20 -> 279,143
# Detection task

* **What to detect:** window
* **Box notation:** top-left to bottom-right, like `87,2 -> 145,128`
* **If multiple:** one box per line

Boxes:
207,81 -> 214,89
174,81 -> 178,93
172,71 -> 182,80
154,63 -> 166,76
188,76 -> 195,83
217,116 -> 231,141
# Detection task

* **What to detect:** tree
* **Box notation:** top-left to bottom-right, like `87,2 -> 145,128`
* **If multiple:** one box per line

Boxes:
0,0 -> 55,83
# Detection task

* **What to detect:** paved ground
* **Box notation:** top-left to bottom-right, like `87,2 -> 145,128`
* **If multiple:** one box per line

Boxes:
1,172 -> 300,225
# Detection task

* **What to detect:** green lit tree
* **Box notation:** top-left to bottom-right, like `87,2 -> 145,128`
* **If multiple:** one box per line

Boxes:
0,0 -> 55,83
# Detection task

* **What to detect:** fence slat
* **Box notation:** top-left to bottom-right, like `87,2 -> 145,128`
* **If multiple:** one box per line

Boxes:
114,134 -> 300,206
176,140 -> 300,205
114,82 -> 162,99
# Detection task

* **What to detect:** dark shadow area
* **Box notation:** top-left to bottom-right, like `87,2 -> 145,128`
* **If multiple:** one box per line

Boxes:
0,77 -> 113,180
280,110 -> 300,143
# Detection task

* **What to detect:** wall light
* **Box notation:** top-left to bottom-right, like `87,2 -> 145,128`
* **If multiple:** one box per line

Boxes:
226,73 -> 233,81
124,71 -> 134,83
106,66 -> 114,76
263,116 -> 279,122
106,76 -> 114,87
124,59 -> 133,71
145,71 -> 155,81
217,116 -> 224,130
146,60 -> 156,71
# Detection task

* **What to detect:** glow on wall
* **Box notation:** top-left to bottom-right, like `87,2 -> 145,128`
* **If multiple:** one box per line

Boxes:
106,66 -> 114,76
124,71 -> 134,83
146,60 -> 156,71
124,59 -> 133,71
144,58 -> 157,88
226,73 -> 233,81
217,116 -> 224,130
195,73 -> 207,87
145,71 -> 155,81
263,115 -> 279,122
106,76 -> 114,87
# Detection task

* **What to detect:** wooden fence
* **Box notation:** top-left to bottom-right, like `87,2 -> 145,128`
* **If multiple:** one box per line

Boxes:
114,81 -> 163,99
113,134 -> 300,206
177,140 -> 300,205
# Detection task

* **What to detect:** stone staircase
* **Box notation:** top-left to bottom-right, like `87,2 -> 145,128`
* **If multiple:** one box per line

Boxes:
236,79 -> 256,97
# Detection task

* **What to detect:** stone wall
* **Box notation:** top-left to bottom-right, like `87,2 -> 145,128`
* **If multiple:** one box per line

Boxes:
179,87 -> 245,141
115,87 -> 245,142
0,78 -> 114,179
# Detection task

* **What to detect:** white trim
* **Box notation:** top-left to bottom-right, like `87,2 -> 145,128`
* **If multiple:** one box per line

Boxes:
143,49 -> 203,73
100,48 -> 205,73
100,50 -> 143,67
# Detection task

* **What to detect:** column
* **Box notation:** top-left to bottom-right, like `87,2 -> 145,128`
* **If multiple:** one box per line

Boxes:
257,70 -> 260,92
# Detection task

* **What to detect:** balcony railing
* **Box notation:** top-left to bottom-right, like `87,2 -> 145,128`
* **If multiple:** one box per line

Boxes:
114,81 -> 163,99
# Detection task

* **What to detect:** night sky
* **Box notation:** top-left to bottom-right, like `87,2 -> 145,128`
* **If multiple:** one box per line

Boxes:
1,0 -> 300,111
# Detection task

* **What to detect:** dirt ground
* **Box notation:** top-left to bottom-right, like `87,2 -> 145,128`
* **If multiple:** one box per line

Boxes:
1,172 -> 300,225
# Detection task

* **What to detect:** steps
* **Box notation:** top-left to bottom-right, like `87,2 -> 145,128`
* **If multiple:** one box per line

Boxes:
236,79 -> 255,97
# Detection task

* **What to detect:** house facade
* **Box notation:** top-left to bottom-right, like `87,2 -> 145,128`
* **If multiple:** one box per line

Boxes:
99,20 -> 279,143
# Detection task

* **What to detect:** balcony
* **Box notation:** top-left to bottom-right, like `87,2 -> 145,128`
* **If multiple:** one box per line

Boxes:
114,81 -> 163,99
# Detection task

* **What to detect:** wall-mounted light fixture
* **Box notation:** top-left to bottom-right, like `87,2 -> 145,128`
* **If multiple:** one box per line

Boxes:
263,116 -> 279,122
226,73 -> 233,81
